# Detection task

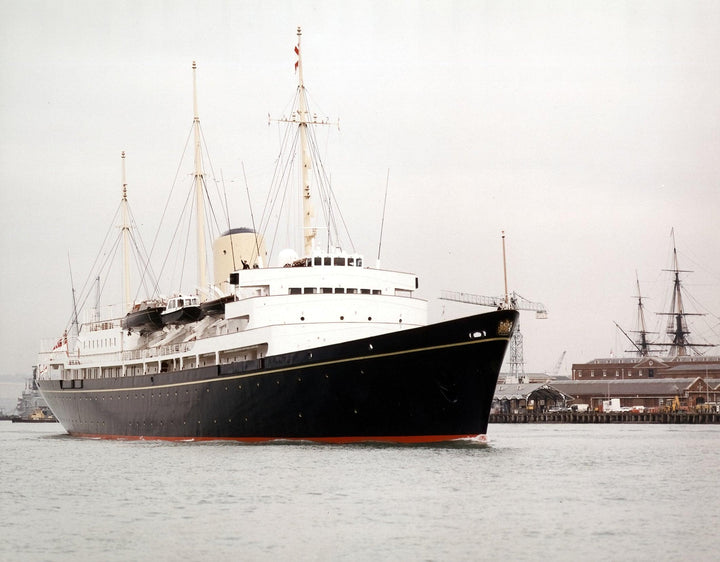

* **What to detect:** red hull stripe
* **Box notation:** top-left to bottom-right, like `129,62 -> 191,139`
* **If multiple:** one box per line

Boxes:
68,432 -> 486,444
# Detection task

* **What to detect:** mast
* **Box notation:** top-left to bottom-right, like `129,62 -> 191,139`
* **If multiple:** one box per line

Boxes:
501,231 -> 509,307
296,27 -> 316,256
121,151 -> 131,313
665,231 -> 691,356
633,272 -> 651,357
656,229 -> 709,357
192,61 -> 208,295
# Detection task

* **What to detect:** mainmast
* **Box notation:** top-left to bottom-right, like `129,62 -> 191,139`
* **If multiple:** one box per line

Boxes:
663,232 -> 692,356
657,229 -> 708,357
296,27 -> 317,256
121,151 -> 131,313
192,61 -> 208,295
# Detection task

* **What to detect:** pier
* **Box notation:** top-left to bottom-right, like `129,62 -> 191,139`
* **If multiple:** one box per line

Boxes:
490,411 -> 720,424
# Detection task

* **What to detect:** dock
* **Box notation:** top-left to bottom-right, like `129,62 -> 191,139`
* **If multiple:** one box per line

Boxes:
490,411 -> 720,424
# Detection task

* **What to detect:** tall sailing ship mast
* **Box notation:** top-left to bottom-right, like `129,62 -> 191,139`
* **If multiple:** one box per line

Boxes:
629,273 -> 654,357
614,230 -> 715,359
655,230 -> 712,357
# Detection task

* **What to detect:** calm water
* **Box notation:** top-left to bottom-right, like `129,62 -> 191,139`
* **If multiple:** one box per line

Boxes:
1,422 -> 718,561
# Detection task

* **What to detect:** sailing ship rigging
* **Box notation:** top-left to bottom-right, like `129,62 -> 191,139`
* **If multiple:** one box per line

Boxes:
617,229 -> 716,358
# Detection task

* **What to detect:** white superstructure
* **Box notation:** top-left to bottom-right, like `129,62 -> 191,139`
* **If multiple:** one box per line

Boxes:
39,249 -> 426,381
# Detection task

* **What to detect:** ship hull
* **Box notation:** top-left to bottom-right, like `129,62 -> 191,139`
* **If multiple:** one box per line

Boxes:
38,310 -> 516,443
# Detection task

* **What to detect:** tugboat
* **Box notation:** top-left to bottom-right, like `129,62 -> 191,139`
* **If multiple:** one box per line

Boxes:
36,29 -> 516,443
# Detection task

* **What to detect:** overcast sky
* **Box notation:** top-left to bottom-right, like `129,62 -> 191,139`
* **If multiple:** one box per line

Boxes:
1,0 -> 718,396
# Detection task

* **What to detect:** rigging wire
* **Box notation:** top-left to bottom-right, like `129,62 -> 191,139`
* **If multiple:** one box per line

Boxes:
378,169 -> 390,262
220,169 -> 238,272
152,175 -> 195,296
140,124 -> 194,296
242,162 -> 262,266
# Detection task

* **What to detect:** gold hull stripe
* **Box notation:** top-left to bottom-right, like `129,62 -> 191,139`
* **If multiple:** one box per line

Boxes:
42,336 -> 510,395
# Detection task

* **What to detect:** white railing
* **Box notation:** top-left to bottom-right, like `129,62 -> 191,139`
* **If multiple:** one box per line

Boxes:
122,341 -> 194,362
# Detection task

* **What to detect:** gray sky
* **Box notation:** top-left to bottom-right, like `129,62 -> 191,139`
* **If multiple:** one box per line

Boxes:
1,0 -> 719,392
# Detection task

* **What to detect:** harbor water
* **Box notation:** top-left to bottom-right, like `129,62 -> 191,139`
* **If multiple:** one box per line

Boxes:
1,422 -> 718,561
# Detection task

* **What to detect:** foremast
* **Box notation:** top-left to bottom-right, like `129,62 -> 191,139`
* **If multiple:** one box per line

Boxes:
632,272 -> 653,357
193,61 -> 208,295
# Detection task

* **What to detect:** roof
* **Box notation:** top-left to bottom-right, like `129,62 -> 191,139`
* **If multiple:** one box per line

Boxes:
551,378 -> 704,398
493,382 -> 572,401
574,355 -> 720,368
665,363 -> 720,373
221,227 -> 256,236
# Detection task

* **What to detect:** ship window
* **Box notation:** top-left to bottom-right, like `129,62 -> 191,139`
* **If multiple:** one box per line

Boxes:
356,258 -> 363,267
324,257 -> 332,266
334,257 -> 345,266
289,288 -> 302,295
347,288 -> 357,294
335,288 -> 345,294
348,257 -> 354,266
321,287 -> 332,294
372,290 -> 381,295
314,257 -> 322,266
304,287 -> 316,294
361,289 -> 371,294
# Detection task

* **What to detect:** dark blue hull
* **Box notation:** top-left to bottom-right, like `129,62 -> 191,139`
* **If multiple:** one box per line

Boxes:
38,310 -> 517,443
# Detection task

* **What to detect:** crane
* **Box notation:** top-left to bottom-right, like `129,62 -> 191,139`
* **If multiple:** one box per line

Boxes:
441,289 -> 548,383
549,350 -> 566,378
440,231 -> 547,383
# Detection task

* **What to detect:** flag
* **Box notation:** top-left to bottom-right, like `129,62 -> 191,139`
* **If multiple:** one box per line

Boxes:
52,331 -> 68,351
294,45 -> 299,72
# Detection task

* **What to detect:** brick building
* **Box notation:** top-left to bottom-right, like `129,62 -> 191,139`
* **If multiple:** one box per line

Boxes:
571,356 -> 720,381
